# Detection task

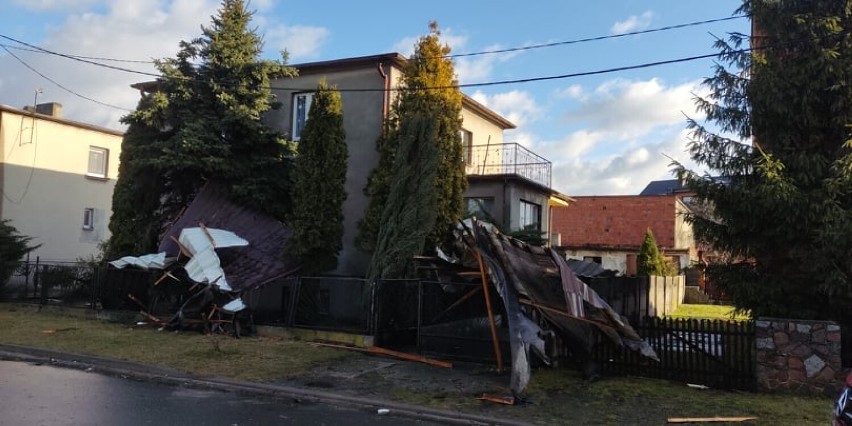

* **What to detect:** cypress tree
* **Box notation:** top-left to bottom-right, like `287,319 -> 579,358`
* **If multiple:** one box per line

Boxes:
673,0 -> 852,319
402,22 -> 466,249
359,21 -> 465,275
367,107 -> 439,281
288,81 -> 348,275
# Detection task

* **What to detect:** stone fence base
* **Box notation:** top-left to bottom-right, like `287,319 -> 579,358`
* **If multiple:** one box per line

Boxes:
756,317 -> 844,396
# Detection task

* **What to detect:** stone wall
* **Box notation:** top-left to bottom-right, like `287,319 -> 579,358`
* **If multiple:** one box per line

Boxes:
755,317 -> 844,395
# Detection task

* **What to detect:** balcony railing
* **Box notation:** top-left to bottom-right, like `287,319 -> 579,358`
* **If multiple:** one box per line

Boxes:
465,143 -> 552,188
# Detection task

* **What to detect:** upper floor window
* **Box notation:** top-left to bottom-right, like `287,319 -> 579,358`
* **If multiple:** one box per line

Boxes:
460,129 -> 473,163
87,146 -> 108,179
292,92 -> 314,141
519,199 -> 541,231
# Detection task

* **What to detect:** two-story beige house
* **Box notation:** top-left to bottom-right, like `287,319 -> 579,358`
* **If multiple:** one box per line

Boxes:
267,53 -> 570,276
0,103 -> 122,262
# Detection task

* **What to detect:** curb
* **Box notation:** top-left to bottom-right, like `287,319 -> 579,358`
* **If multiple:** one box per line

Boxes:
0,344 -> 531,426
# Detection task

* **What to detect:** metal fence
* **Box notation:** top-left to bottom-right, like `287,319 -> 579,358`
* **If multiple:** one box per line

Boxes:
465,143 -> 552,188
413,280 -> 756,391
2,263 -> 756,390
2,261 -> 157,310
586,316 -> 756,391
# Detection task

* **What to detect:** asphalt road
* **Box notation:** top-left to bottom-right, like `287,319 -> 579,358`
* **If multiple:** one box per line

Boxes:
0,360 -> 441,426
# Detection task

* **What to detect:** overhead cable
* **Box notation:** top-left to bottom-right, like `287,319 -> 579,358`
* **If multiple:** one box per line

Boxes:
446,15 -> 747,59
1,45 -> 133,112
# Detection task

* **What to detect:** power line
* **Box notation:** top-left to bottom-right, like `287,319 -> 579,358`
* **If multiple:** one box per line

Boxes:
1,45 -> 133,112
0,14 -> 747,74
447,15 -> 747,59
0,43 -> 152,63
0,34 -> 162,78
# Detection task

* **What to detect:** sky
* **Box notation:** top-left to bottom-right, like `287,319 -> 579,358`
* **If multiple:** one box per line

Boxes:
0,0 -> 749,196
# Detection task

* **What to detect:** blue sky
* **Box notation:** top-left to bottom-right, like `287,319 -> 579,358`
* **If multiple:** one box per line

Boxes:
0,0 -> 749,195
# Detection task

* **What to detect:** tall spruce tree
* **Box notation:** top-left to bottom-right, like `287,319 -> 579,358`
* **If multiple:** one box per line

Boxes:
108,0 -> 295,257
673,0 -> 852,320
360,22 -> 465,277
288,81 -> 348,275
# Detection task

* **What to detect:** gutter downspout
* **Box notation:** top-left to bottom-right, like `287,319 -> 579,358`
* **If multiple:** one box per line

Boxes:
377,63 -> 389,119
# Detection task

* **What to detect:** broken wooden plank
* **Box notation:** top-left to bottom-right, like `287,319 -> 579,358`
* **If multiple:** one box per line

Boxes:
477,394 -> 516,405
432,286 -> 482,322
139,310 -> 164,324
310,342 -> 453,368
667,416 -> 757,423
199,222 -> 217,248
41,327 -> 77,334
127,293 -> 147,310
153,271 -> 180,287
475,250 -> 503,373
170,235 -> 194,258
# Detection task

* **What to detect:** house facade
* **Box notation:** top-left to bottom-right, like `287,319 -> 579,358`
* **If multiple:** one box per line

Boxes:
0,103 -> 122,262
267,53 -> 569,276
550,194 -> 696,275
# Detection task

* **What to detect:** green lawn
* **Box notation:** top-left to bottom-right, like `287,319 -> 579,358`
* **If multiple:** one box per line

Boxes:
668,303 -> 751,321
0,304 -> 832,425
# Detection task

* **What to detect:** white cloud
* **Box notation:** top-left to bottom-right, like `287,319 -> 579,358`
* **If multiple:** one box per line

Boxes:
391,28 -> 468,57
470,89 -> 540,129
12,0 -> 101,11
499,77 -> 706,196
563,77 -> 705,140
266,25 -> 330,60
610,11 -> 654,35
0,0 -> 329,129
555,84 -> 585,100
548,130 -> 695,196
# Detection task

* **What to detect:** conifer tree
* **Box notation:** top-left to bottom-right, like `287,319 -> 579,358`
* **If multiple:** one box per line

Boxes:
636,228 -> 667,276
0,220 -> 38,288
367,108 -> 439,280
108,0 -> 296,257
288,81 -> 348,275
673,0 -> 852,319
360,22 -> 465,276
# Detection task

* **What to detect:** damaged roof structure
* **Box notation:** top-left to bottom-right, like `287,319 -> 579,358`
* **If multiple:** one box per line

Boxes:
430,219 -> 659,395
111,185 -> 297,328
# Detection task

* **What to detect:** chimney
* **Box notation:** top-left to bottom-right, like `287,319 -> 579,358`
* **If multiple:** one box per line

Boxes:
23,102 -> 63,118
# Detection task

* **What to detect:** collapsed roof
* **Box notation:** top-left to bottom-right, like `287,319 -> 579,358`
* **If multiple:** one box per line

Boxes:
440,219 -> 658,394
158,184 -> 297,293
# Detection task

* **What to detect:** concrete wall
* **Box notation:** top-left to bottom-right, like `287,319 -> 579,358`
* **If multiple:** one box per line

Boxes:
268,59 -> 520,276
0,108 -> 122,262
674,198 -> 695,253
268,66 -> 392,276
563,248 -> 631,272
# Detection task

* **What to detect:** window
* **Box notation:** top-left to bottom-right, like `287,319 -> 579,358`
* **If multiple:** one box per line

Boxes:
518,200 -> 541,231
82,208 -> 94,230
465,197 -> 494,220
460,129 -> 473,163
291,92 -> 314,141
87,147 -> 108,179
583,256 -> 603,264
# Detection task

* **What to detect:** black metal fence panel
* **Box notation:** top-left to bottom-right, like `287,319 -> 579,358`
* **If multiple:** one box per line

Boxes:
581,317 -> 756,391
416,280 -> 510,363
2,262 -> 155,310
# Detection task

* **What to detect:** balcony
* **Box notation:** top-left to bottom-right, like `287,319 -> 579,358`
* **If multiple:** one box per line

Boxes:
464,143 -> 552,188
